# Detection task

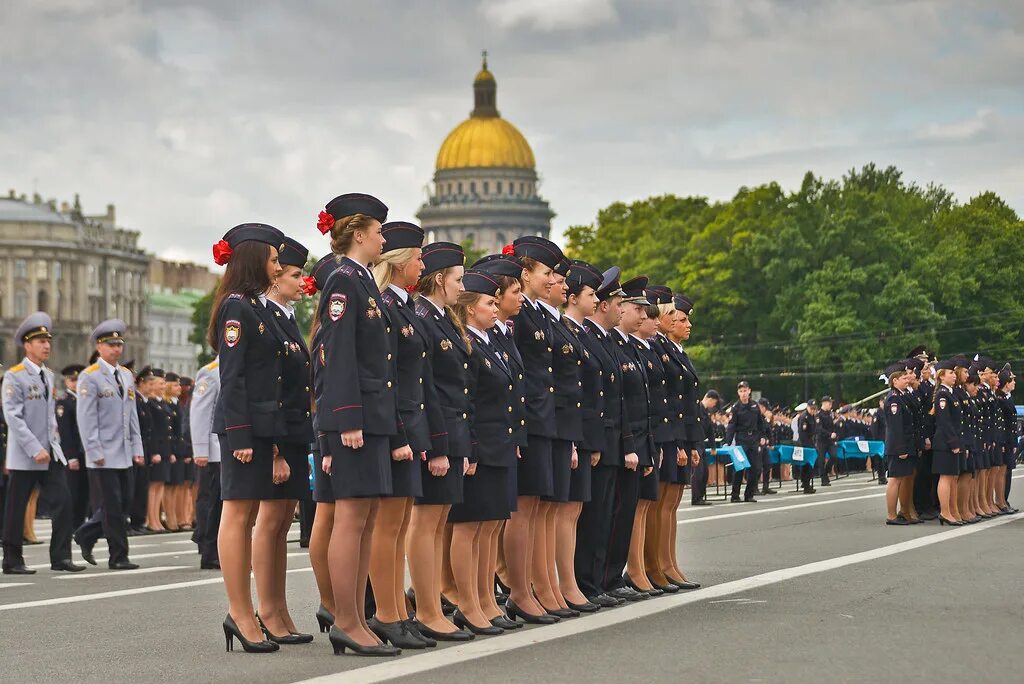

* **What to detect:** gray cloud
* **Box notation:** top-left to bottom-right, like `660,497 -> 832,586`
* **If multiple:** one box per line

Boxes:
0,0 -> 1021,264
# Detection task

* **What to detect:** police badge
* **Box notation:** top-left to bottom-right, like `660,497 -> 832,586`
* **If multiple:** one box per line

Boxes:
328,293 -> 347,321
401,325 -> 414,338
258,322 -> 266,335
484,358 -> 492,369
661,354 -> 670,363
224,320 -> 241,348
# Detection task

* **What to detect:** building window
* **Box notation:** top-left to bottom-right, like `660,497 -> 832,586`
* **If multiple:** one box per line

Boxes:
14,290 -> 27,317
54,262 -> 62,281
36,260 -> 47,279
457,182 -> 463,194
483,181 -> 489,194
37,289 -> 48,312
14,259 -> 26,279
496,181 -> 502,194
470,181 -> 476,194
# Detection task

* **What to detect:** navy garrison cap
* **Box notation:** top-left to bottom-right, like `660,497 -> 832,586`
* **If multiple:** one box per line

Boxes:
596,267 -> 624,301
473,254 -> 523,278
61,364 -> 86,378
91,319 -> 127,346
223,223 -> 285,250
564,259 -> 602,293
420,242 -> 465,278
646,285 -> 673,305
553,258 -> 571,278
673,294 -> 694,316
620,276 -> 650,305
381,221 -> 425,253
323,193 -> 388,225
14,311 -> 53,345
278,236 -> 309,268
462,269 -> 502,296
512,236 -> 563,270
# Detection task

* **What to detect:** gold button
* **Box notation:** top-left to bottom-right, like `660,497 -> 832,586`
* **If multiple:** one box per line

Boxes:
521,397 -> 525,403
548,367 -> 553,373
422,352 -> 426,358
549,387 -> 554,393
387,328 -> 391,333
578,382 -> 582,387
464,363 -> 469,369
679,414 -> 684,419
278,402 -> 283,407
547,347 -> 552,352
277,376 -> 282,383
508,407 -> 513,413
521,420 -> 526,426
419,378 -> 423,384
305,361 -> 310,367
306,411 -> 310,417
600,412 -> 604,418
519,374 -> 523,380
577,360 -> 582,366
509,385 -> 513,391
276,351 -> 281,357
599,391 -> 604,397
305,386 -> 310,392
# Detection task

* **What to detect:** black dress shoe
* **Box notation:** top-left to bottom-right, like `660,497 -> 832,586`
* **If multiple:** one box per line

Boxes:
744,497 -> 758,503
820,480 -> 832,487
51,560 -> 85,572
505,598 -> 558,624
590,593 -> 621,608
414,622 -> 475,641
919,511 -> 938,521
2,564 -> 36,575
566,599 -> 601,613
606,586 -> 645,602
491,615 -> 523,629
257,615 -> 314,645
885,517 -> 910,526
730,496 -> 742,503
201,560 -> 221,570
109,560 -> 140,570
223,615 -> 279,653
545,606 -> 580,618
453,610 -> 504,635
624,576 -> 655,599
328,626 -> 400,656
403,619 -> 436,646
674,580 -> 701,590
75,538 -> 96,566
648,579 -> 679,593
691,500 -> 712,506
368,617 -> 430,648
760,488 -> 777,495
315,605 -> 335,633
802,487 -> 816,494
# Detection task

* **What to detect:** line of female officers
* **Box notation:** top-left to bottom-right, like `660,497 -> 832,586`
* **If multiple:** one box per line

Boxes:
882,354 -> 1019,527
208,193 -> 705,656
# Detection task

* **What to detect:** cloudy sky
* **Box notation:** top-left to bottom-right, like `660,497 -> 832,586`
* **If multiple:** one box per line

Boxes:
2,0 -> 1022,264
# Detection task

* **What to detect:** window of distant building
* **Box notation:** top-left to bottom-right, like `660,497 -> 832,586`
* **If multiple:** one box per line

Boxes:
36,260 -> 47,279
470,181 -> 476,194
14,290 -> 27,317
37,290 -> 48,312
54,262 -> 62,281
457,182 -> 463,194
14,259 -> 26,279
496,181 -> 502,194
483,181 -> 489,194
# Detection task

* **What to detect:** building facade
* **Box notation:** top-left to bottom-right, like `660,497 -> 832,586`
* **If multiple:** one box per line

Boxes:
0,191 -> 149,369
418,55 -> 554,254
146,289 -> 203,376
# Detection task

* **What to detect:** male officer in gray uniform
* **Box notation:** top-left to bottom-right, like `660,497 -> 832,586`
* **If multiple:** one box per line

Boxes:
1,313 -> 83,574
73,319 -> 145,570
190,357 -> 222,569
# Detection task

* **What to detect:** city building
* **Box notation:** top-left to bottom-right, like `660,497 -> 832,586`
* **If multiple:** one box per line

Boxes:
0,191 -> 149,369
417,54 -> 555,254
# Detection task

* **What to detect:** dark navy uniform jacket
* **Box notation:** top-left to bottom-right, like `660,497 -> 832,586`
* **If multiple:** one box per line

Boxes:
884,390 -> 914,457
263,298 -> 314,446
541,304 -> 585,444
466,329 -> 517,467
727,401 -> 765,448
214,292 -> 287,450
632,336 -> 673,447
315,257 -> 398,439
582,319 -> 631,465
561,315 -> 605,456
148,398 -> 173,459
932,384 -> 962,453
135,395 -> 153,462
56,392 -> 83,465
415,297 -> 470,459
380,286 -> 447,458
652,333 -> 688,450
512,298 -> 556,439
490,320 -> 528,449
613,328 -> 653,466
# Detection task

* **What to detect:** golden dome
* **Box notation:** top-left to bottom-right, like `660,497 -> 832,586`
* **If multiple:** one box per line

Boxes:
436,117 -> 535,170
435,53 -> 536,171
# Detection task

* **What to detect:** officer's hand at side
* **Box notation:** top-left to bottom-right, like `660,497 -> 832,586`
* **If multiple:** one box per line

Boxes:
625,452 -> 639,470
272,457 -> 290,485
392,445 -> 414,462
170,454 -> 177,464
68,459 -> 80,471
322,455 -> 332,475
463,457 -> 470,474
924,438 -> 931,449
692,450 -> 701,466
184,457 -> 192,464
33,449 -> 49,464
133,456 -> 144,466
591,452 -> 600,466
152,454 -> 162,464
233,448 -> 253,463
466,462 -> 478,476
195,457 -> 209,467
898,453 -> 908,460
570,446 -> 578,470
677,448 -> 687,466
952,448 -> 960,454
341,430 -> 364,449
427,456 -> 449,477
94,458 -> 105,467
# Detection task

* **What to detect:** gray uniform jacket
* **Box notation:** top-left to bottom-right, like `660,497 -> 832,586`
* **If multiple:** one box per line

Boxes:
190,359 -> 221,464
1,359 -> 63,471
76,360 -> 144,469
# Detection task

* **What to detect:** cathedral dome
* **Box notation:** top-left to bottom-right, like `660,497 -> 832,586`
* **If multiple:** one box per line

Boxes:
434,54 -> 536,171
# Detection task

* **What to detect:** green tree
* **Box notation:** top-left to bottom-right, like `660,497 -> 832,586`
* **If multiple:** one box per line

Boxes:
189,284 -> 217,367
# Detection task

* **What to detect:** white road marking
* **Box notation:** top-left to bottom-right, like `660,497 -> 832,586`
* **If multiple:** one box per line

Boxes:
294,514 -> 1022,684
0,583 -> 33,589
53,566 -> 188,580
678,493 -> 884,524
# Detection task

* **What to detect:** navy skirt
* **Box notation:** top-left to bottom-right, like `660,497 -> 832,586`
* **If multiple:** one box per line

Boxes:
886,453 -> 916,478
640,465 -> 660,501
325,432 -> 392,499
417,414 -> 468,505
517,434 -> 553,497
931,449 -> 960,476
657,442 -> 678,483
219,435 -> 275,501
449,464 -> 511,523
268,441 -> 311,500
568,450 -> 592,503
543,439 -> 573,503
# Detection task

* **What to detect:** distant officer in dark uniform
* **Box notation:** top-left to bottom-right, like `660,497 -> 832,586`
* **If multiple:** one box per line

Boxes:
797,400 -> 818,494
56,364 -> 89,528
129,367 -> 154,535
691,390 -> 720,505
815,396 -> 837,486
73,319 -> 145,569
726,381 -> 766,502
883,361 -> 916,524
870,396 -> 887,484
756,398 -> 776,494
2,313 -> 82,574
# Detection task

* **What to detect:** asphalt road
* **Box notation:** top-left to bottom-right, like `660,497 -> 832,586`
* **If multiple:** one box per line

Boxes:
2,471 -> 1022,684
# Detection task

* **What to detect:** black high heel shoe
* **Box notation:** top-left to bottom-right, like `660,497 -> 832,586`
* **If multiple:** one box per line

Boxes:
439,593 -> 457,616
566,599 -> 601,613
315,605 -> 335,633
328,626 -> 400,656
453,610 -> 505,635
223,615 -> 279,653
505,598 -> 558,625
368,616 -> 430,649
545,606 -> 580,619
648,576 -> 680,593
403,619 -> 437,647
491,615 -> 523,630
623,576 -> 653,600
414,622 -> 475,642
257,615 -> 314,644
938,516 -> 964,527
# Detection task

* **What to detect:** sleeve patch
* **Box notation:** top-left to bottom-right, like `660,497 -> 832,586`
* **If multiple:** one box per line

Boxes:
328,293 -> 348,321
890,402 -> 899,414
938,398 -> 947,409
224,320 -> 242,347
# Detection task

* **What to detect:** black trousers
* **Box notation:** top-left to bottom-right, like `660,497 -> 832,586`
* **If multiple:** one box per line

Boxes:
730,442 -> 761,500
75,469 -> 133,566
129,463 -> 149,527
913,449 -> 938,513
193,462 -> 222,564
2,464 -> 73,567
299,497 -> 315,547
816,440 -> 836,482
801,463 -> 814,488
603,466 -> 640,591
64,464 -> 91,528
690,447 -> 709,503
575,464 -> 617,598
759,445 -> 773,490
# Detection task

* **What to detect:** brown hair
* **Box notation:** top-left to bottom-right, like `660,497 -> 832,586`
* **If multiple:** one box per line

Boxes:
418,268 -> 470,350
520,256 -> 542,274
329,213 -> 375,256
451,291 -> 484,355
495,274 -> 519,296
644,304 -> 660,319
207,241 -> 274,351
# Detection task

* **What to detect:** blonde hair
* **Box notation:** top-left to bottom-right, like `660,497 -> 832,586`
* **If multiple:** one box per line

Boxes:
373,247 -> 417,291
657,303 -> 675,317
329,213 -> 375,256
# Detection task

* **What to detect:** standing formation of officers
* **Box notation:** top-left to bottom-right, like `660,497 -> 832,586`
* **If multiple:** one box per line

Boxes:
0,314 -> 207,575
207,193 -> 713,656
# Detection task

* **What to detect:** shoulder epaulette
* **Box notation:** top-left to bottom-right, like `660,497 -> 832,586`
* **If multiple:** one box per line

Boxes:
415,303 -> 429,318
8,364 -> 25,373
381,291 -> 394,306
228,293 -> 243,300
84,363 -> 100,374
339,264 -> 355,276
203,359 -> 219,371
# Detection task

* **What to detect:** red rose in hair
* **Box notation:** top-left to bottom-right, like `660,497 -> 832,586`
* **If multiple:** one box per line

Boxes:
212,239 -> 233,266
301,276 -> 318,296
405,284 -> 417,294
316,211 -> 335,234
501,243 -> 515,256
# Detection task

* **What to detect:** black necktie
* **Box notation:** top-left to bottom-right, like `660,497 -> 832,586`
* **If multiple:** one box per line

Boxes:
114,370 -> 124,398
39,370 -> 48,400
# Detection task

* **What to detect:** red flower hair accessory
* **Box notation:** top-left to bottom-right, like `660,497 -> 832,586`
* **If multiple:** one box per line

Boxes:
405,284 -> 417,294
501,243 -> 515,256
212,239 -> 233,266
301,276 -> 318,296
317,211 -> 335,234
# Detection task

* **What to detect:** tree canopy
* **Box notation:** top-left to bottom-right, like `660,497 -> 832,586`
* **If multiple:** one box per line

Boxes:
565,164 -> 1024,406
